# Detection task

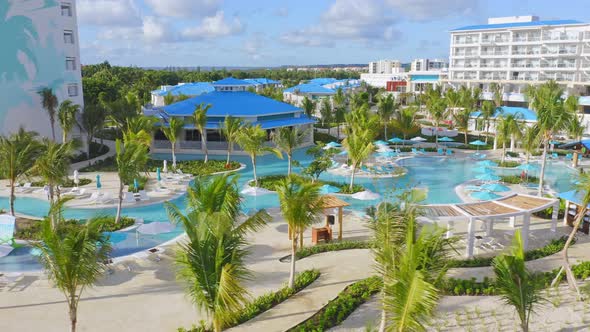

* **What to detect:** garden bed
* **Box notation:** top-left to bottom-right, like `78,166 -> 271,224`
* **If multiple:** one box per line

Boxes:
80,157 -> 240,176
257,175 -> 365,194
14,216 -> 135,240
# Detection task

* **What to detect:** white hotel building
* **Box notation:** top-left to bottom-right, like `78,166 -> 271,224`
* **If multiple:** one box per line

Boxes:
447,16 -> 590,110
0,0 -> 83,139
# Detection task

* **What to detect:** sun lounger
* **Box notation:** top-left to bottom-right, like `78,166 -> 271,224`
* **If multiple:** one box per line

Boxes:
99,192 -> 114,204
139,190 -> 150,201
437,148 -> 444,155
123,192 -> 136,203
16,183 -> 32,193
446,150 -> 453,156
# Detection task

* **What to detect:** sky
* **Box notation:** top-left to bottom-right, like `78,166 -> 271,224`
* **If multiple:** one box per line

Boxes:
77,0 -> 590,67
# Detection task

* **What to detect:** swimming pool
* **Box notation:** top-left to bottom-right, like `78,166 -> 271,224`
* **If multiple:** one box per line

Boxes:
0,149 -> 577,272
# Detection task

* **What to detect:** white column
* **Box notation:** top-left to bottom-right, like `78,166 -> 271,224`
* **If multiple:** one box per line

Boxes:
493,135 -> 498,150
522,213 -> 531,250
510,137 -> 515,152
509,216 -> 516,228
446,220 -> 454,239
563,200 -> 570,226
551,202 -> 559,232
486,219 -> 494,237
466,217 -> 475,258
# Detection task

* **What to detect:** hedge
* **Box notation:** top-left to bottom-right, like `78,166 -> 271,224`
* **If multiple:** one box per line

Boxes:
15,216 -> 135,240
257,175 -> 365,194
295,241 -> 371,260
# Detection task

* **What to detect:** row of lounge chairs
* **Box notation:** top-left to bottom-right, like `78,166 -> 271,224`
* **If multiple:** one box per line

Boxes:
360,164 -> 398,175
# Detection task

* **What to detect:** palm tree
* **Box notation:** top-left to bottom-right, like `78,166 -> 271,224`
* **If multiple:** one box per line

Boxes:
125,116 -> 157,147
521,125 -> 541,164
479,101 -> 496,143
343,131 -> 374,190
332,88 -> 347,138
426,95 -> 448,146
531,81 -> 574,195
58,100 -> 80,143
444,88 -> 461,117
272,127 -> 307,175
276,176 -> 323,288
161,117 -> 184,169
301,96 -> 316,118
319,98 -> 333,134
33,215 -> 112,332
377,94 -> 396,139
496,114 -> 522,163
221,116 -> 242,167
193,103 -> 212,163
565,96 -> 585,140
236,124 -> 282,187
166,175 -> 269,332
80,104 -> 106,158
392,107 -> 419,141
490,82 -> 504,109
0,128 -> 41,216
114,139 -> 148,223
163,92 -> 175,105
493,230 -> 543,332
38,87 -> 59,141
453,107 -> 472,144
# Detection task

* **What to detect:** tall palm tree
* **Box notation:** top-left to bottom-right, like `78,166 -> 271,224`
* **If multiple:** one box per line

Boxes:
496,114 -> 522,163
493,230 -> 543,332
161,117 -> 185,169
301,96 -> 316,118
33,215 -> 112,332
193,103 -> 212,163
221,116 -> 242,167
236,124 -> 282,187
58,100 -> 80,143
343,131 -> 374,190
0,128 -> 41,216
163,92 -> 175,106
490,82 -> 504,109
272,127 -> 307,175
444,88 -> 461,118
426,95 -> 447,146
479,101 -> 496,143
565,96 -> 585,140
332,87 -> 347,138
531,80 -> 574,195
114,139 -> 148,223
453,107 -> 472,144
276,176 -> 323,288
38,87 -> 59,141
392,107 -> 419,141
125,116 -> 157,147
319,98 -> 333,135
80,104 -> 106,158
165,175 -> 269,332
521,125 -> 541,164
377,94 -> 396,140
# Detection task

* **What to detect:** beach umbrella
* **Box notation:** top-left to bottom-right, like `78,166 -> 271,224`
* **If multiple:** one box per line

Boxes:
240,186 -> 273,196
388,137 -> 404,143
470,139 -> 487,152
137,222 -> 175,235
476,160 -> 498,167
163,160 -> 168,173
471,191 -> 502,201
104,232 -> 128,244
337,150 -> 348,156
351,190 -> 381,200
377,151 -> 397,158
411,136 -> 427,142
476,173 -> 500,181
439,137 -> 454,142
73,170 -> 79,187
472,166 -> 494,174
96,174 -> 101,189
325,142 -> 341,149
319,184 -> 341,194
517,163 -> 539,172
374,140 -> 389,146
481,183 -> 511,192
156,167 -> 161,181
133,178 -> 139,192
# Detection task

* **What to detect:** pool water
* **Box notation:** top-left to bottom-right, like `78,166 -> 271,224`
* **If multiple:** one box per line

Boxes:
0,148 -> 577,272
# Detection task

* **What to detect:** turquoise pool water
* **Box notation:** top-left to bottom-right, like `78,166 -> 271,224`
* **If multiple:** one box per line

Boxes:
0,149 -> 577,272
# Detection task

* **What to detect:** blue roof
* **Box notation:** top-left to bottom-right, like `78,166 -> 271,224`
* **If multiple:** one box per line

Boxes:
452,19 -> 582,31
471,106 -> 537,121
309,78 -> 338,85
244,78 -> 280,85
153,82 -> 214,97
212,77 -> 253,86
162,91 -> 302,117
558,190 -> 590,208
559,139 -> 590,150
173,115 -> 315,130
284,83 -> 335,94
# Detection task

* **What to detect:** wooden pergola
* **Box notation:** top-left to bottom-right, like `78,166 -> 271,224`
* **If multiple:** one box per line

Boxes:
320,195 -> 350,241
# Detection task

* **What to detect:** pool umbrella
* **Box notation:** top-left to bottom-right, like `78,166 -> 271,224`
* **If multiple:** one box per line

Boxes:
337,150 -> 348,156
96,174 -> 102,189
471,191 -> 502,201
472,166 -> 494,174
374,140 -> 388,145
73,170 -> 79,188
104,232 -> 128,244
325,142 -> 341,149
319,184 -> 341,194
133,178 -> 139,192
388,137 -> 404,143
137,222 -> 175,235
351,190 -> 381,200
377,151 -> 396,158
476,173 -> 500,181
470,139 -> 487,152
481,183 -> 511,192
476,160 -> 498,167
439,137 -> 454,142
411,136 -> 427,142
240,186 -> 273,196
156,167 -> 161,181
517,163 -> 539,172
163,160 -> 168,173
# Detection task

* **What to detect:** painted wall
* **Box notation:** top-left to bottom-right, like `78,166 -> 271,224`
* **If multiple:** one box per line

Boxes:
0,0 -> 83,139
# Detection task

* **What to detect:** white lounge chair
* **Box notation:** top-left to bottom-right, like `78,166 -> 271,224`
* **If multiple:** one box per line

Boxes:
84,192 -> 100,204
100,192 -> 114,204
123,192 -> 136,203
16,183 -> 32,193
139,190 -> 150,201
65,188 -> 87,198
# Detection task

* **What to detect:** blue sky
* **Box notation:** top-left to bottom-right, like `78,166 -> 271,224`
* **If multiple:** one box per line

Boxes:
77,0 -> 590,67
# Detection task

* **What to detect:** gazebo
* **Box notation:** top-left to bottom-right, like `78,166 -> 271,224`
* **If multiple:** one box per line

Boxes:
318,195 -> 350,241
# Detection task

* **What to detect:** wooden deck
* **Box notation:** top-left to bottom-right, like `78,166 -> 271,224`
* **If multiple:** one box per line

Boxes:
423,205 -> 464,218
497,195 -> 553,211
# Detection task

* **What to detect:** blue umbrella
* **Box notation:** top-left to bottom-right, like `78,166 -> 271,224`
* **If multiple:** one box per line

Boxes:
471,191 -> 502,200
319,184 -> 341,194
388,137 -> 404,143
326,141 -> 341,148
104,232 -> 128,244
469,140 -> 487,146
517,163 -> 539,172
439,137 -> 455,142
476,173 -> 501,181
133,178 -> 139,192
481,183 -> 511,192
374,140 -> 389,145
337,150 -> 348,156
156,167 -> 161,181
472,166 -> 494,174
377,151 -> 397,158
477,160 -> 498,167
96,174 -> 101,189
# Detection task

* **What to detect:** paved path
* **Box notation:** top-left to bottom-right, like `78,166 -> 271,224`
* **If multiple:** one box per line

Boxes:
70,138 -> 116,171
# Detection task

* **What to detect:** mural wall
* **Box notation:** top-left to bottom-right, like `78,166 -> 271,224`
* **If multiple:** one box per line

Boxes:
0,0 -> 83,138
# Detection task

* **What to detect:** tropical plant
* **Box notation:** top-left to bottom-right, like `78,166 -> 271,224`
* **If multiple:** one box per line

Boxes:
453,107 -> 472,144
569,115 -> 586,141
301,96 -> 316,118
302,143 -> 337,182
496,114 -> 522,163
164,92 -> 175,105
426,94 -> 448,146
236,124 -> 282,186
272,127 -> 307,175
493,230 -> 544,332
193,103 -> 212,163
343,132 -> 374,190
114,139 -> 148,223
38,87 -> 59,141
319,98 -> 333,134
161,117 -> 185,168
220,116 -> 242,167
521,125 -> 541,163
377,94 -> 396,139
166,175 -> 270,332
479,100 -> 496,143
0,128 -> 41,216
33,214 -> 112,332
490,82 -> 504,109
276,176 -> 323,288
444,88 -> 461,117
80,104 -> 106,158
392,106 -> 419,141
57,100 -> 80,143
124,115 -> 157,147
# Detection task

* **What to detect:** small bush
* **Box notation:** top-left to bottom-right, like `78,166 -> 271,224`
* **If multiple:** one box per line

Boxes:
500,175 -> 539,184
314,131 -> 339,144
81,157 -> 240,175
493,160 -> 520,168
296,241 -> 371,260
257,175 -> 365,194
14,216 -> 135,240
30,178 -> 92,188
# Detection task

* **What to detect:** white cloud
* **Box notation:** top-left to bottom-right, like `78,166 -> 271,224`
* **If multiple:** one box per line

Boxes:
182,11 -> 244,40
77,0 -> 141,26
144,0 -> 221,18
385,0 -> 479,21
142,16 -> 176,43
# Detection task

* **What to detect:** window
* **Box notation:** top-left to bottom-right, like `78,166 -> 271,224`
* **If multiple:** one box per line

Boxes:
65,57 -> 76,70
63,30 -> 74,44
67,83 -> 78,97
61,2 -> 72,16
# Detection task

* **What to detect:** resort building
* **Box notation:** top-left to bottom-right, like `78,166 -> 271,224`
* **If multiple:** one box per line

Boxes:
150,82 -> 214,107
411,58 -> 449,72
447,16 -> 590,108
361,59 -> 407,89
1,0 -> 83,139
149,78 -> 315,155
282,78 -> 360,107
243,78 -> 281,91
368,60 -> 403,74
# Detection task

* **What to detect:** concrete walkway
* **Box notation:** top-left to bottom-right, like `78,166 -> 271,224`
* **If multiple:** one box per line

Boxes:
70,138 -> 116,171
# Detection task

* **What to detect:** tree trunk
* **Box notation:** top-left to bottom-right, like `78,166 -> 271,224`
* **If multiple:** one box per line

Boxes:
553,207 -> 585,297
384,124 -> 388,141
202,131 -> 208,163
9,178 -> 15,216
86,135 -> 92,160
226,142 -> 232,167
49,185 -> 56,229
379,288 -> 387,332
485,122 -> 490,143
337,124 -> 340,139
287,155 -> 292,176
349,165 -> 356,191
69,304 -> 77,332
299,230 -> 303,249
501,143 -> 506,164
115,180 -> 123,223
251,156 -> 258,187
435,122 -> 439,148
63,131 -> 67,144
538,141 -> 548,196
464,130 -> 468,145
288,235 -> 297,289
50,122 -> 56,142
171,143 -> 177,169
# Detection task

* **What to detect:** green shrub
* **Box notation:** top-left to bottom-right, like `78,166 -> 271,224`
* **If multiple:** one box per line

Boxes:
500,175 -> 539,184
81,157 -> 240,175
289,276 -> 382,331
505,151 -> 519,158
14,216 -> 135,240
296,241 -> 371,260
30,178 -> 92,188
493,160 -> 520,168
70,142 -> 110,163
313,131 -> 339,144
257,175 -> 365,194
126,176 -> 148,192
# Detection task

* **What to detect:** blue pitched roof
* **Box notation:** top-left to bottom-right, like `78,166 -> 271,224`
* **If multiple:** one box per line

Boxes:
174,115 -> 315,130
162,91 -> 301,117
309,78 -> 338,85
212,77 -> 253,86
244,78 -> 280,85
559,139 -> 590,150
452,19 -> 582,31
471,106 -> 537,121
153,83 -> 214,96
284,83 -> 335,94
